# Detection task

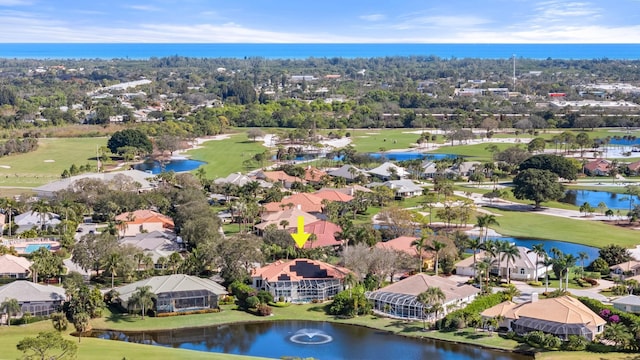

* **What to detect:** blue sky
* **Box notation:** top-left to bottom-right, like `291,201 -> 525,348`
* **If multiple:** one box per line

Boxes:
1,0 -> 639,43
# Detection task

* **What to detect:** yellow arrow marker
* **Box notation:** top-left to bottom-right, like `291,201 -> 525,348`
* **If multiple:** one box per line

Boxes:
291,216 -> 310,248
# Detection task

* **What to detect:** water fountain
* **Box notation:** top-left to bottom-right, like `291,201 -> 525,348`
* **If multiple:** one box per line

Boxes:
289,328 -> 333,345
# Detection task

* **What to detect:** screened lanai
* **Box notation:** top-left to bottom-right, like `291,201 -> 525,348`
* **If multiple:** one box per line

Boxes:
155,289 -> 219,313
366,291 -> 429,320
512,317 -> 594,340
265,278 -> 342,303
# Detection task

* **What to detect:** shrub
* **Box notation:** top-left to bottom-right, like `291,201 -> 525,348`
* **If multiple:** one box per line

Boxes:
586,342 -> 616,353
563,335 -> 589,351
218,295 -> 235,305
245,296 -> 260,309
256,290 -> 274,304
523,331 -> 546,347
256,304 -> 272,316
583,278 -> 599,286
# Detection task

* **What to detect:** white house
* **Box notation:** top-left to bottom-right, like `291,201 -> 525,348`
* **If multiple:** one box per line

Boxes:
456,247 -> 550,281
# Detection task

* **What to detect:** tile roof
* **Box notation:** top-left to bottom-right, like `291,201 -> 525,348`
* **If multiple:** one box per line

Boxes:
374,273 -> 480,303
255,208 -> 320,230
610,260 -> 640,272
252,258 -> 351,282
302,220 -> 342,249
258,171 -> 301,184
584,159 -> 611,172
375,236 -> 432,259
313,189 -> 354,202
0,280 -> 65,302
116,274 -> 227,304
0,254 -> 32,274
482,296 -> 606,327
263,193 -> 325,213
115,210 -> 174,228
303,167 -> 328,182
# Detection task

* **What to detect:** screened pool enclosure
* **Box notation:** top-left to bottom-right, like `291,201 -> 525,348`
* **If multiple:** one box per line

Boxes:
512,317 -> 596,340
155,289 -> 220,313
264,279 -> 342,303
366,291 -> 432,320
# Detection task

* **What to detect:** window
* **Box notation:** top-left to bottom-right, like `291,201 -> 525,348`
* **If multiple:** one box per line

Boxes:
519,268 -> 525,275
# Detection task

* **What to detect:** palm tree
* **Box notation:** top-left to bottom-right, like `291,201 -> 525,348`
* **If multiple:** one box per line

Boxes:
1,298 -> 21,326
527,244 -> 547,282
343,272 -> 358,297
578,251 -> 589,277
417,287 -> 446,329
168,252 -> 183,274
426,240 -> 446,276
51,312 -> 68,332
279,220 -> 289,230
129,286 -> 156,319
466,237 -> 482,279
563,254 -> 577,291
72,312 -> 90,343
104,252 -> 122,289
30,199 -> 51,231
476,214 -> 499,242
501,243 -> 521,284
411,236 -> 428,273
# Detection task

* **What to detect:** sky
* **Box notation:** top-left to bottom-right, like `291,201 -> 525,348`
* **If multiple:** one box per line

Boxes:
1,0 -> 640,43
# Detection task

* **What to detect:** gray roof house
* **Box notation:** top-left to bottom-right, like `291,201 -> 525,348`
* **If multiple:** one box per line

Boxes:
374,180 -> 424,198
121,231 -> 182,266
213,173 -> 272,188
612,295 -> 640,314
0,281 -> 66,321
368,162 -> 409,180
421,161 -> 438,178
14,211 -> 61,234
456,247 -> 551,281
327,165 -> 369,181
116,274 -> 227,314
446,161 -> 481,177
34,170 -> 156,198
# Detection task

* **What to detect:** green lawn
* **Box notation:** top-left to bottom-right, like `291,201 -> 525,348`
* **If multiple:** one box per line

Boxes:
0,137 -> 106,187
487,207 -> 640,248
429,142 -> 516,161
348,128 -> 432,152
186,134 -> 268,179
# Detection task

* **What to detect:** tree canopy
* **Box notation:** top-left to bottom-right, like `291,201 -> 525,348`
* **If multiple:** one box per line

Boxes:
518,154 -> 580,181
107,128 -> 153,156
512,168 -> 565,208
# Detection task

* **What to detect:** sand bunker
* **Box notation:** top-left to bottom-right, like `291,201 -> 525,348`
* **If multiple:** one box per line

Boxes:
43,159 -> 55,163
0,165 -> 10,169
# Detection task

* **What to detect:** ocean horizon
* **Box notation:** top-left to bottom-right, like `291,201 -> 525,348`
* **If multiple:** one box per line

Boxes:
0,43 -> 638,60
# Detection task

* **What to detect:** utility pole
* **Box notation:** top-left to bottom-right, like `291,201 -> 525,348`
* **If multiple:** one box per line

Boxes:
512,54 -> 516,89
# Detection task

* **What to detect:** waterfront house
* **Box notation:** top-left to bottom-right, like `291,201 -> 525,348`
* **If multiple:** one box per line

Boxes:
115,274 -> 227,314
583,159 -> 611,176
366,273 -> 480,321
0,281 -> 66,323
481,296 -> 606,341
455,247 -> 550,282
251,258 -> 351,302
375,236 -> 434,270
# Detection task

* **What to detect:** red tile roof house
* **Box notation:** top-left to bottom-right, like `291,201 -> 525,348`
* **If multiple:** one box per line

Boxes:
627,160 -> 640,175
255,171 -> 302,189
313,189 -> 354,203
303,166 -> 328,184
298,220 -> 343,249
251,258 -> 351,302
375,236 -> 434,270
583,159 -> 611,176
262,193 -> 326,214
115,210 -> 175,237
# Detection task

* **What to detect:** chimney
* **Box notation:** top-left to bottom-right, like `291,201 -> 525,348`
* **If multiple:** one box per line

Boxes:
530,292 -> 538,303
297,204 -> 302,210
349,187 -> 354,196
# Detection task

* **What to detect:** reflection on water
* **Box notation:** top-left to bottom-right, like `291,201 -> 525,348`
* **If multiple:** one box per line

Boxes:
134,159 -> 205,174
561,189 -> 639,210
90,320 -> 530,360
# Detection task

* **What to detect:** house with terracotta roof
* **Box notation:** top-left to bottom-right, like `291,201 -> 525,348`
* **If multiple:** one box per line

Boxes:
115,210 -> 175,237
627,160 -> 640,175
254,208 -> 320,233
262,193 -> 325,214
313,189 -> 354,203
303,166 -> 328,183
584,159 -> 611,176
0,254 -> 32,279
366,273 -> 480,321
481,296 -> 606,340
255,170 -> 302,189
299,220 -> 342,249
251,258 -> 351,302
375,236 -> 434,270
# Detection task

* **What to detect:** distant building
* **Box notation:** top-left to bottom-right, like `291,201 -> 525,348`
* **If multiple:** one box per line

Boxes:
0,281 -> 66,322
612,295 -> 640,314
0,254 -> 32,279
115,210 -> 174,237
34,170 -> 156,198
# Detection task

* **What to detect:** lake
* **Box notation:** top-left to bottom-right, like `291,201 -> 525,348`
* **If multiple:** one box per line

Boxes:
561,189 -> 639,210
497,237 -> 600,260
134,158 -> 205,174
369,152 -> 459,161
90,320 -> 529,360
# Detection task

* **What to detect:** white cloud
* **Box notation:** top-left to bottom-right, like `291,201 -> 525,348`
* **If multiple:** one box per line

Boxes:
0,0 -> 32,5
123,4 -> 162,12
359,14 -> 385,22
533,1 -> 601,23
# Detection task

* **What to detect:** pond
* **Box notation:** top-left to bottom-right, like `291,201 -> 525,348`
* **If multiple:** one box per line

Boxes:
90,320 -> 529,360
560,189 -> 639,210
496,237 -> 600,260
134,158 -> 206,174
369,152 -> 459,161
